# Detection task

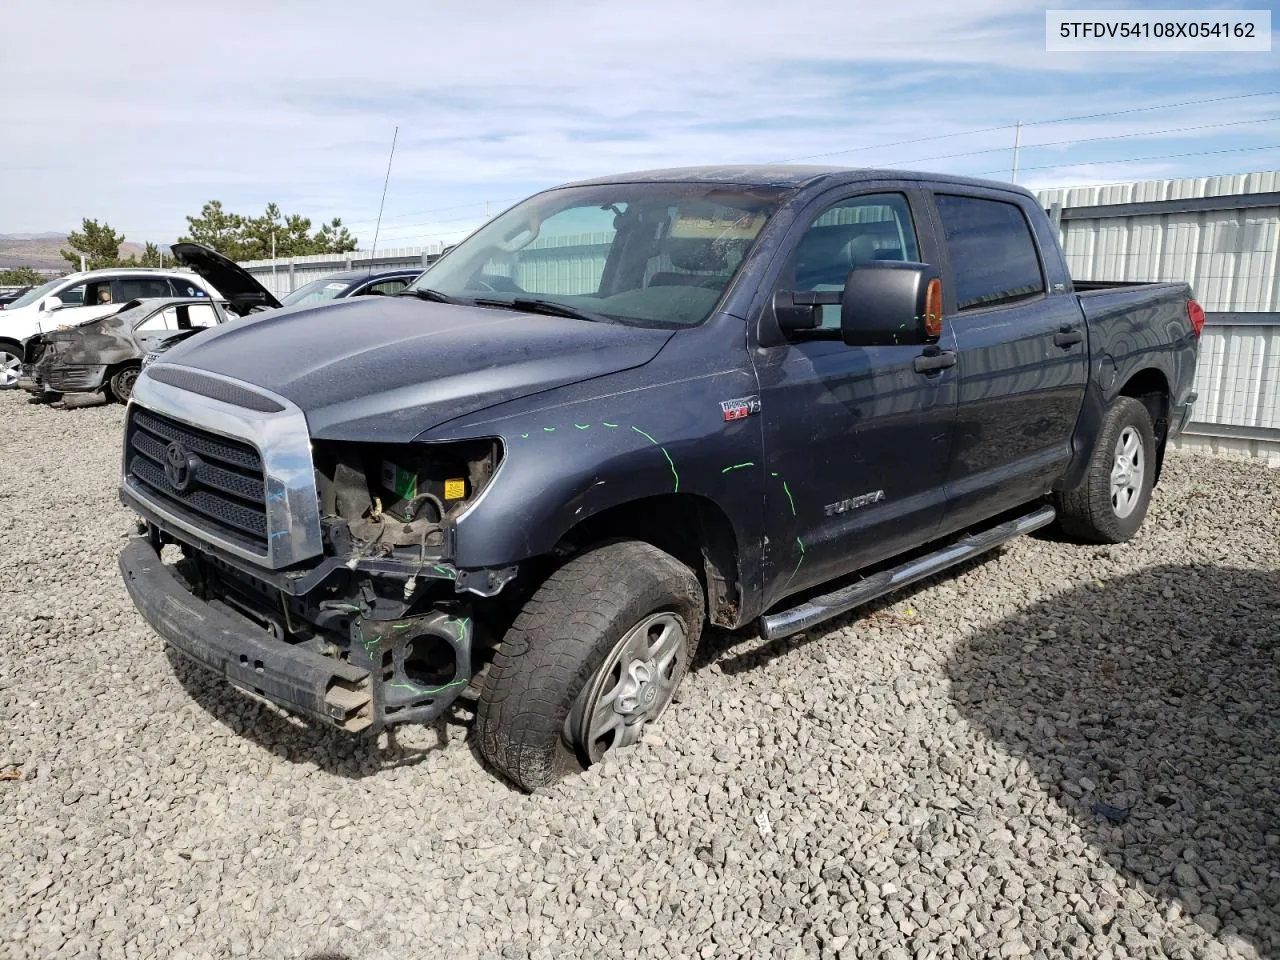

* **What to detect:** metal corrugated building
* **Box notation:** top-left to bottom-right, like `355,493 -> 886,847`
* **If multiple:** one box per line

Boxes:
239,245 -> 446,298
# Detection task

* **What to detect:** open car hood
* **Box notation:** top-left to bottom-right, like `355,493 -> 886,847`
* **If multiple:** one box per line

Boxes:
169,242 -> 282,315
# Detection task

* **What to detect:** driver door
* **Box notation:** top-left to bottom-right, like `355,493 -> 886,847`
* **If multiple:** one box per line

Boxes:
753,187 -> 958,608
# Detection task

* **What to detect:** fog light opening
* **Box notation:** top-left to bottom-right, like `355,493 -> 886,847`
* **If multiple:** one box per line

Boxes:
402,634 -> 457,688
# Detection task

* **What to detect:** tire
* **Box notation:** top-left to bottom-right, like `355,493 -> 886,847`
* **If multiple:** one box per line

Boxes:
1055,396 -> 1157,543
476,540 -> 704,791
108,365 -> 140,404
0,342 -> 21,390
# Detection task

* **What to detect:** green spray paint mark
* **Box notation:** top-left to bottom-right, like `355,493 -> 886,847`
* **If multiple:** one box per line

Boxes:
770,471 -> 778,477
602,421 -> 619,428
722,462 -> 754,474
782,480 -> 796,517
388,679 -> 467,697
660,449 -> 679,492
631,426 -> 680,492
796,537 -> 806,554
359,628 -> 378,657
520,433 -> 530,439
432,565 -> 457,580
543,426 -> 556,433
574,423 -> 591,430
391,623 -> 412,632
450,616 -> 472,636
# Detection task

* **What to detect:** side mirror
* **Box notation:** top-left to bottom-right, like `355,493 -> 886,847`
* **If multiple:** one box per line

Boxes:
840,261 -> 942,347
41,295 -> 64,314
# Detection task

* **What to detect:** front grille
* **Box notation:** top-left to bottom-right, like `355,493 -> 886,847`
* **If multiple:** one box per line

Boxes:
126,407 -> 269,552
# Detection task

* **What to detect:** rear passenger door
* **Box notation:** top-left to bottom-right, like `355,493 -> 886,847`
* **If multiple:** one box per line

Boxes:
929,189 -> 1087,533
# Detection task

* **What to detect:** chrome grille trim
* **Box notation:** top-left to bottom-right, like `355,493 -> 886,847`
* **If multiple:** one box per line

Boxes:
121,365 -> 323,568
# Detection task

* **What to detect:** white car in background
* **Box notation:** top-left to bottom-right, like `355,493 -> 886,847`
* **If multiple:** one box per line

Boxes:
0,268 -> 218,388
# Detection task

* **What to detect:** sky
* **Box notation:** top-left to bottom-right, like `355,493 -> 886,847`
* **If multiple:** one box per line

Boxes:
2,0 -> 1277,248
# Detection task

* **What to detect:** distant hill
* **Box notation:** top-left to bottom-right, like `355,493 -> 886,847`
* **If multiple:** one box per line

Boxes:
0,233 -> 147,271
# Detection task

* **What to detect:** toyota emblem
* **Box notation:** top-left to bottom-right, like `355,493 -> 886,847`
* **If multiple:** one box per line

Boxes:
164,441 -> 199,492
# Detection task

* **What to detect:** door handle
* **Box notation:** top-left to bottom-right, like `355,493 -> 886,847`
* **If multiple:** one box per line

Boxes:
1053,325 -> 1084,348
913,349 -> 957,374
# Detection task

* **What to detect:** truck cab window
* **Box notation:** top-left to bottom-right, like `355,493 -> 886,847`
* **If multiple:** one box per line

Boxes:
787,193 -> 919,329
934,195 -> 1045,310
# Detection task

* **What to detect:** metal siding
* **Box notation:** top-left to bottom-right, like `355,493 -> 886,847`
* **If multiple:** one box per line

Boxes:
1193,323 -> 1280,431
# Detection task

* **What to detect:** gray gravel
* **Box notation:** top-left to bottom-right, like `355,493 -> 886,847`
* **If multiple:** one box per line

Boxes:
1,390 -> 1277,960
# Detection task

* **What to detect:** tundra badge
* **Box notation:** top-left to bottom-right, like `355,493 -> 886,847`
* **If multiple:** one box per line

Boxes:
825,490 -> 885,516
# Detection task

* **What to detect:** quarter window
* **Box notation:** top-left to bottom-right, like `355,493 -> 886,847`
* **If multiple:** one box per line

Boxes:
170,278 -> 207,298
788,193 -> 919,329
364,278 -> 411,295
934,195 -> 1044,311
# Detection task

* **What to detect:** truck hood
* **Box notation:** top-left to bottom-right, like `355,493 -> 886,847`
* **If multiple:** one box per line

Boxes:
153,295 -> 675,442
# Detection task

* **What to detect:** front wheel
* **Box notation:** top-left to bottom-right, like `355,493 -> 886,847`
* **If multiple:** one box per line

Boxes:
1055,396 -> 1157,543
0,344 -> 21,390
475,540 -> 704,791
108,364 -> 140,403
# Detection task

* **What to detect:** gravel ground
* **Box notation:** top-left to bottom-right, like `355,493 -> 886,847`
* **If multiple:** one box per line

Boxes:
1,390 -> 1277,960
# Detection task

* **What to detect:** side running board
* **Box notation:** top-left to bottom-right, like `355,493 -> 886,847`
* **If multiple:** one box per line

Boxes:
758,504 -> 1057,641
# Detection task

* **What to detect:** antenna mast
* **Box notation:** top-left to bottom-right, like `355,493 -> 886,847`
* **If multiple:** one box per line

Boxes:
368,125 -> 398,277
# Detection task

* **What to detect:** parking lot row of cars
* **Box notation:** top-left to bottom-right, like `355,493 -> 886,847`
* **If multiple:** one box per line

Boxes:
0,243 -> 424,402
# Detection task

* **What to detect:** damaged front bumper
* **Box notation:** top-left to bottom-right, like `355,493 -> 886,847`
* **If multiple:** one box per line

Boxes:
119,535 -> 476,732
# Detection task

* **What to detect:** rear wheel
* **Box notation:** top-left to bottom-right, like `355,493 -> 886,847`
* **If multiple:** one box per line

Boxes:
476,540 -> 704,791
1055,396 -> 1156,543
108,364 -> 140,403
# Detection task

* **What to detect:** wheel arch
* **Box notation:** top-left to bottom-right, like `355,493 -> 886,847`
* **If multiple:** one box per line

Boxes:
554,492 -> 744,629
1117,367 -> 1171,484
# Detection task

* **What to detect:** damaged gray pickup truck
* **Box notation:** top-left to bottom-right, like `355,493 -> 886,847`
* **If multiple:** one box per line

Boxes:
119,166 -> 1201,790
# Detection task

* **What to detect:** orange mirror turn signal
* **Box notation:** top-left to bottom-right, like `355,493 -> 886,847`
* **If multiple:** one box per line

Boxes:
924,279 -> 943,339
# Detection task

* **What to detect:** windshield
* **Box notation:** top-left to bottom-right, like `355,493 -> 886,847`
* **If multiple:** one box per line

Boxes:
280,278 -> 351,306
8,277 -> 65,309
408,182 -> 787,327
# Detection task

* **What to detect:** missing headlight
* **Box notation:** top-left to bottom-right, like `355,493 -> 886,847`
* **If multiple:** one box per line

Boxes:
313,438 -> 502,553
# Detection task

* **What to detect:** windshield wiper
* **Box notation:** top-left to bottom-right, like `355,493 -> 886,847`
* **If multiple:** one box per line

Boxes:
473,297 -> 605,323
400,287 -> 461,304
